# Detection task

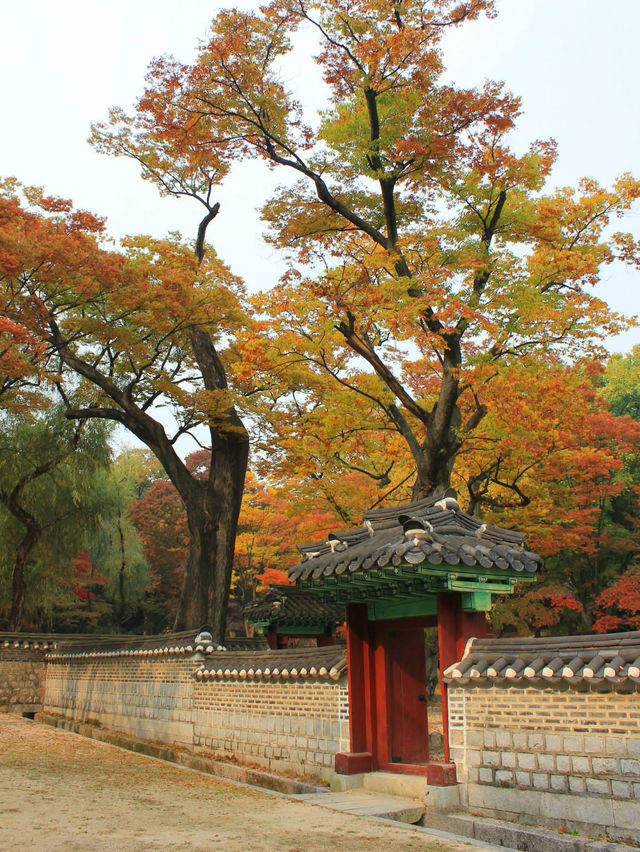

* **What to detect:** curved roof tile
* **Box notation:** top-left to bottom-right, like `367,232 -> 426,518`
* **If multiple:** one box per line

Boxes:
444,631 -> 640,691
288,494 -> 541,583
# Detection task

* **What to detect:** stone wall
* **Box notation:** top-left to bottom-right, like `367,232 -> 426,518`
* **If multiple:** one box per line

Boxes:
445,634 -> 640,845
192,679 -> 349,776
0,637 -> 52,714
41,638 -> 348,780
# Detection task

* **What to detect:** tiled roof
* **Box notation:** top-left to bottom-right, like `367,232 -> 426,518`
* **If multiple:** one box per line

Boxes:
15,631 -> 268,660
444,632 -> 640,691
288,494 -> 542,584
1,633 -> 58,651
195,645 -> 346,682
244,586 -> 345,627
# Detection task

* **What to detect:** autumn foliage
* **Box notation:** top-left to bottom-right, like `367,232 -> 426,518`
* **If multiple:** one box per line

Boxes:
2,2 -> 640,635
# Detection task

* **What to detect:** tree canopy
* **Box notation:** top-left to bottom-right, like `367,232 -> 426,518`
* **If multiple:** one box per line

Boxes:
2,1 -> 640,637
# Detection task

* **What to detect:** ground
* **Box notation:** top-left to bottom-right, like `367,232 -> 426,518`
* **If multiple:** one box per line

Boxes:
0,714 -> 474,852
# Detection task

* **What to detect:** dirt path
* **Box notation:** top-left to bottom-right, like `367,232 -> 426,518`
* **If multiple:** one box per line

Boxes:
0,714 -> 475,852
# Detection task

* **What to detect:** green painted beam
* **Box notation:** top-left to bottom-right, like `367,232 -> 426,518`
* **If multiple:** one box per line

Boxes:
462,591 -> 492,612
368,596 -> 438,621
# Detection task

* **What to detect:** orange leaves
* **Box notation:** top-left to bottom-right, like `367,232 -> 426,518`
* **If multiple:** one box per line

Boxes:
0,183 -> 248,435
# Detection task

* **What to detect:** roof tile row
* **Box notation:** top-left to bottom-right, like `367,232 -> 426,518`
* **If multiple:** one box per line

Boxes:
444,632 -> 640,691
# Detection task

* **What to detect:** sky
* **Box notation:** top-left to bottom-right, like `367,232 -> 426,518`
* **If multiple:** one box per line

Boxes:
2,0 -> 640,351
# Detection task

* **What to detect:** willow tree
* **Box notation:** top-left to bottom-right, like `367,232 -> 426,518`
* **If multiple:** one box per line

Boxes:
93,0 -> 639,502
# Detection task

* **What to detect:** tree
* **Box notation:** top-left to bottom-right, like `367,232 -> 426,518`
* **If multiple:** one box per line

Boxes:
93,0 -> 639,504
478,358 -> 640,633
0,406 -> 111,630
0,183 -> 249,639
593,567 -> 640,633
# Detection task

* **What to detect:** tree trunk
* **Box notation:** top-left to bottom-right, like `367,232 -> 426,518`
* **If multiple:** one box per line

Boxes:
173,430 -> 249,641
116,507 -> 127,629
9,524 -> 41,631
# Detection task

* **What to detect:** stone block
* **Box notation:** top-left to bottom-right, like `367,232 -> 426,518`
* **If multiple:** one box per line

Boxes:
612,798 -> 640,831
620,758 -> 640,776
512,732 -> 528,750
467,730 -> 483,747
555,755 -> 571,773
501,751 -> 516,769
568,776 -> 585,793
517,752 -> 537,771
467,749 -> 482,767
537,754 -> 555,772
483,730 -> 496,748
562,735 -> 582,753
549,774 -> 568,792
585,777 -> 610,796
467,782 -> 536,817
611,780 -> 632,799
544,734 -> 563,753
584,735 -> 605,754
449,729 -> 463,746
478,768 -> 494,784
528,732 -> 544,750
540,790 -> 614,827
483,750 -> 500,767
592,757 -> 619,776
495,731 -> 511,748
604,735 -> 626,755
532,773 -> 549,790
495,770 -> 514,787
627,739 -> 640,756
424,784 -> 461,813
571,755 -> 590,774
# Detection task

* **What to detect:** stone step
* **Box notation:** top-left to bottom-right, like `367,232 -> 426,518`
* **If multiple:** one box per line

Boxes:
423,812 -> 635,852
362,771 -> 428,799
300,789 -> 425,824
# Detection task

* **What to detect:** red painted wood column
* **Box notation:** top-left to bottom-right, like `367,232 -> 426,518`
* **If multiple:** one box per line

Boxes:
266,626 -> 278,650
335,602 -> 374,774
437,594 -> 490,762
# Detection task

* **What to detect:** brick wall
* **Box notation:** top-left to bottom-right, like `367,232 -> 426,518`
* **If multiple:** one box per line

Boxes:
42,649 -> 347,780
448,686 -> 640,843
192,679 -> 350,776
44,655 -> 196,746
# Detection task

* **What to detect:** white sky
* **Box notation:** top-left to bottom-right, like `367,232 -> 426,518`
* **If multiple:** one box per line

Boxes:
3,0 -> 640,352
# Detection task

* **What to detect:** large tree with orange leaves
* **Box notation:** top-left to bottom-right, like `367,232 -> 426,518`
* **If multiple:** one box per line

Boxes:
0,182 -> 249,639
93,0 -> 640,505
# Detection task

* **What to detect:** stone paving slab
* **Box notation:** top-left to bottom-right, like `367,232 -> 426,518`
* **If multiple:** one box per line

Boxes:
300,789 -> 425,823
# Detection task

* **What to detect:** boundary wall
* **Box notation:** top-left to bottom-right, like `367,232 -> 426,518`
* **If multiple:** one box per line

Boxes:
3,628 -> 640,844
39,632 -> 348,780
445,633 -> 640,845
0,635 -> 53,715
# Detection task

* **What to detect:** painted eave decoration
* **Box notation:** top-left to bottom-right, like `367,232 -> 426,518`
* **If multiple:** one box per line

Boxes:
444,631 -> 640,692
288,493 -> 542,611
243,585 -> 345,631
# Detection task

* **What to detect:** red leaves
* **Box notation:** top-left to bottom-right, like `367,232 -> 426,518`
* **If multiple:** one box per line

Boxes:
593,568 -> 640,633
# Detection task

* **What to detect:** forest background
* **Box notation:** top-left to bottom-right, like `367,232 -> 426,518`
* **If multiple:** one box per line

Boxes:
1,0 -> 640,638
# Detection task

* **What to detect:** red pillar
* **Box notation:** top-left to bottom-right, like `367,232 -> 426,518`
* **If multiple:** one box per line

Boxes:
266,626 -> 278,650
335,602 -> 374,774
437,594 -> 489,762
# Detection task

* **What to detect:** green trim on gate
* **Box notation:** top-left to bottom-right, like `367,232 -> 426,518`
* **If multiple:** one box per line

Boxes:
368,596 -> 438,621
462,591 -> 492,612
254,621 -> 334,636
295,560 -> 532,608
